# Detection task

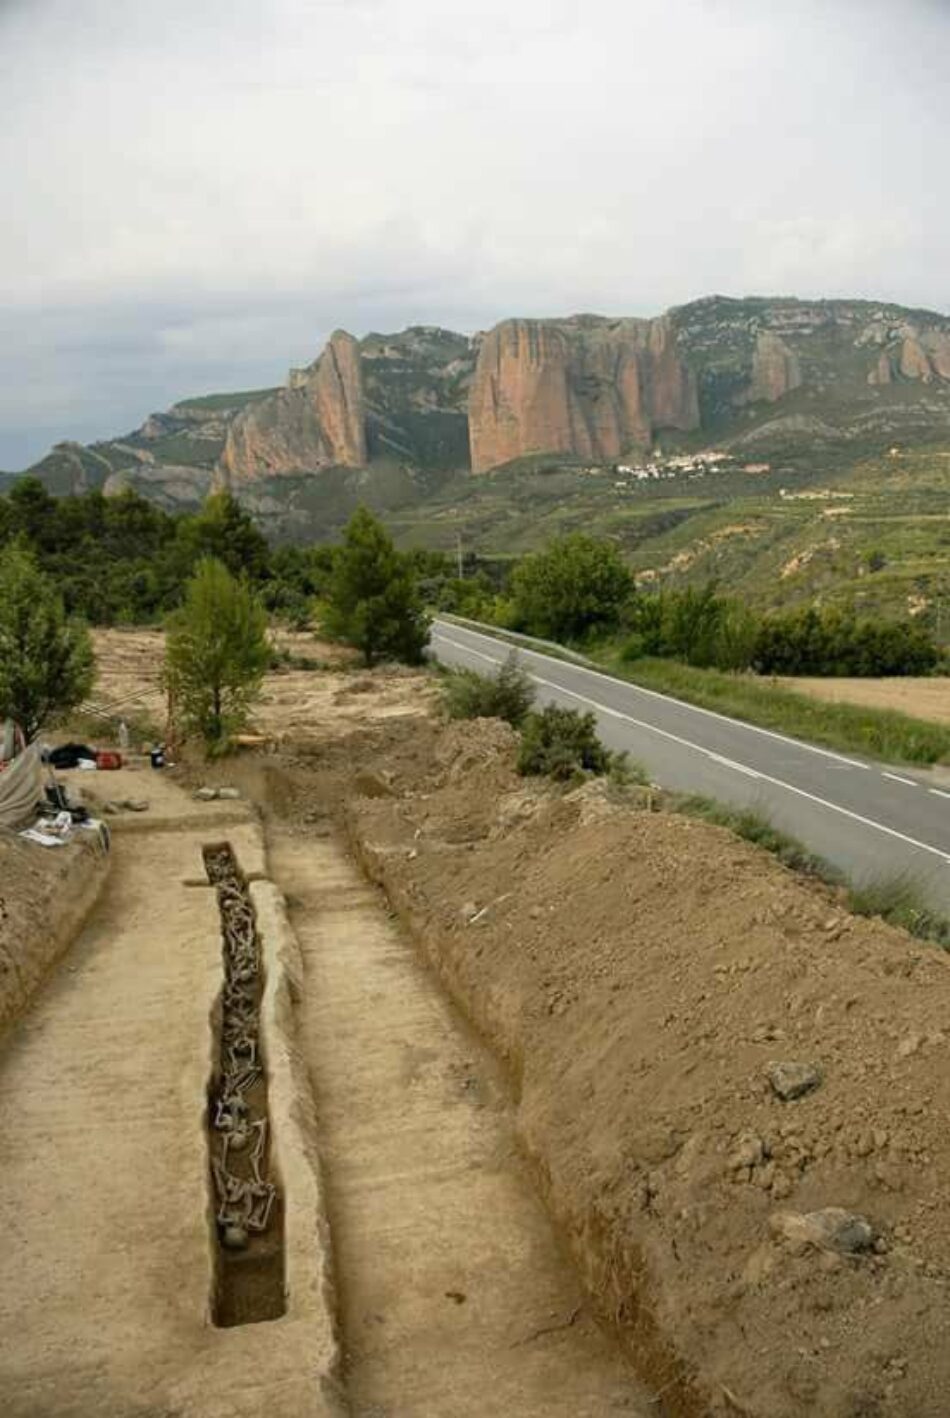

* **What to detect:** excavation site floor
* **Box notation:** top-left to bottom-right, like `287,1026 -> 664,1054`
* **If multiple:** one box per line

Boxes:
0,760 -> 649,1416
0,771 -> 338,1418
270,825 -> 650,1416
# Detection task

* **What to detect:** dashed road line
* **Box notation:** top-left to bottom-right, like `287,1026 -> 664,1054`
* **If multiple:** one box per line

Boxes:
432,632 -> 950,867
433,624 -> 872,772
882,772 -> 920,787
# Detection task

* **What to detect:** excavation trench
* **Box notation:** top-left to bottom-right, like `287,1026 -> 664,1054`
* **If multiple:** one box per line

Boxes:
204,842 -> 286,1328
266,823 -> 651,1416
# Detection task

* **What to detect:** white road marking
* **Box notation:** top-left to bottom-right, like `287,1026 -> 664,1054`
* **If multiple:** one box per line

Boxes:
930,788 -> 950,802
434,621 -> 872,771
432,632 -> 950,867
706,752 -> 763,781
882,772 -> 919,787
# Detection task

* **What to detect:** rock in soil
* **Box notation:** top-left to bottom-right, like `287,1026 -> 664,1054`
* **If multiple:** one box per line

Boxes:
767,1060 -> 823,1101
770,1207 -> 875,1255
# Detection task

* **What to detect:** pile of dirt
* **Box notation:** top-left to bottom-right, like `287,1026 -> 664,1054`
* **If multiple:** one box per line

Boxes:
346,719 -> 950,1417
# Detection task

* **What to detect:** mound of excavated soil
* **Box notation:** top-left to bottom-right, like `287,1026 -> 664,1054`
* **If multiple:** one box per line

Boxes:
346,719 -> 950,1418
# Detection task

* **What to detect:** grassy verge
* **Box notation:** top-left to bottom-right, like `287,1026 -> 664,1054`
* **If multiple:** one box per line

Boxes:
846,873 -> 950,949
436,614 -> 950,766
595,652 -> 950,767
670,794 -> 950,949
670,794 -> 838,880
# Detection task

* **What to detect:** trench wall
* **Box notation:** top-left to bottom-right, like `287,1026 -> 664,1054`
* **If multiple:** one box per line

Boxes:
0,833 -> 110,1036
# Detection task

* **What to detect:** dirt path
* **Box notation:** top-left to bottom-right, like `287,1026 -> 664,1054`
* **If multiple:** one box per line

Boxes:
269,826 -> 650,1417
0,774 -> 339,1418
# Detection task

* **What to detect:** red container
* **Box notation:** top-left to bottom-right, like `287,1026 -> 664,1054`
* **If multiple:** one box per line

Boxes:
95,750 -> 123,771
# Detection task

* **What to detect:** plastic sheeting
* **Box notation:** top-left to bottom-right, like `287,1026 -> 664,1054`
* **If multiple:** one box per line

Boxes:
0,744 -> 42,829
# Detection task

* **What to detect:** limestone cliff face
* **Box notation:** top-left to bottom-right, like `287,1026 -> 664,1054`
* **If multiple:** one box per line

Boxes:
468,316 -> 698,473
219,330 -> 366,482
899,335 -> 934,383
744,331 -> 803,403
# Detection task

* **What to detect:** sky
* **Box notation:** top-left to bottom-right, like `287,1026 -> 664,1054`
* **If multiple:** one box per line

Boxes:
2,0 -> 948,468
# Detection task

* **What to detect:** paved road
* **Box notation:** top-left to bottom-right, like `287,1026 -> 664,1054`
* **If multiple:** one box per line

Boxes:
431,618 -> 950,913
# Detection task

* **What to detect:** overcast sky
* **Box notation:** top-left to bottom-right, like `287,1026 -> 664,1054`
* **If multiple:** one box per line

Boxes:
2,0 -> 948,468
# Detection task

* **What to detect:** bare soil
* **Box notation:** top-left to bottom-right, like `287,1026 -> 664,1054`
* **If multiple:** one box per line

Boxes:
0,783 -> 339,1417
343,719 -> 950,1417
779,675 -> 950,726
65,632 -> 950,1414
271,824 -> 649,1415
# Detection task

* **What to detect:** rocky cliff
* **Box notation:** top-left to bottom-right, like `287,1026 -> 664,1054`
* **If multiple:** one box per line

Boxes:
468,315 -> 698,473
15,295 -> 950,511
219,330 -> 366,482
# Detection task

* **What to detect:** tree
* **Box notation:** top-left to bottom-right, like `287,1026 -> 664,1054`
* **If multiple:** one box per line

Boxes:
511,534 -> 633,642
164,557 -> 269,750
323,506 -> 430,665
0,542 -> 95,739
172,492 -> 270,582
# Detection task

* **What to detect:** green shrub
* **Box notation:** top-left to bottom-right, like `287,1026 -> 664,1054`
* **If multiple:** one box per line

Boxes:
518,704 -> 613,781
620,584 -> 939,677
442,652 -> 535,727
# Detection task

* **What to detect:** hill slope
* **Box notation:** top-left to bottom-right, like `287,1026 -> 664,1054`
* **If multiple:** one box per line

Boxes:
8,296 -> 950,606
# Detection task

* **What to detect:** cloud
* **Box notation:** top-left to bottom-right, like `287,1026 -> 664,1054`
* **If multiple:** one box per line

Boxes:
2,0 -> 948,465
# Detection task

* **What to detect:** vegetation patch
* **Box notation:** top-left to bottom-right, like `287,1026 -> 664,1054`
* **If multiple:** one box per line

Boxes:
847,872 -> 950,950
595,652 -> 950,766
441,652 -> 535,728
669,794 -> 837,880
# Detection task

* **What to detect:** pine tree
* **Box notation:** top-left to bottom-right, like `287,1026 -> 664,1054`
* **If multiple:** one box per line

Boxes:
164,557 -> 269,751
324,507 -> 430,665
0,541 -> 95,739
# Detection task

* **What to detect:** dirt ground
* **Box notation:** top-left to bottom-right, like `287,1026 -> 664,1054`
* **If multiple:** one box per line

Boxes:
0,774 -> 340,1417
71,632 -> 950,1415
272,825 -> 650,1415
779,675 -> 950,726
88,626 -> 437,744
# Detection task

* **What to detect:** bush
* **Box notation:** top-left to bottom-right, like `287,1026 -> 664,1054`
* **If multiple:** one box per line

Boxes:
442,652 -> 535,727
511,534 -> 633,642
0,541 -> 95,739
753,605 -> 938,677
619,586 -> 939,678
517,705 -> 613,781
164,557 -> 269,752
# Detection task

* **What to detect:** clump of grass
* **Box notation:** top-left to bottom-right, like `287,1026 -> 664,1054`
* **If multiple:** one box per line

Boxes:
671,794 -> 839,880
442,651 -> 536,728
595,653 -> 950,767
847,872 -> 950,949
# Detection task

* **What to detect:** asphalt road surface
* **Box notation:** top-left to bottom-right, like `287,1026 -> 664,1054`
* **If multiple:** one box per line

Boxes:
431,618 -> 950,913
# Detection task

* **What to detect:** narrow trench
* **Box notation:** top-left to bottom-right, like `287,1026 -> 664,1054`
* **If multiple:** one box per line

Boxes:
203,842 -> 286,1328
267,826 -> 652,1416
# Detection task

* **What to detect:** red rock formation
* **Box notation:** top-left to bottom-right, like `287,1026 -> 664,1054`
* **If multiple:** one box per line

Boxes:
219,330 -> 366,482
744,331 -> 803,404
922,331 -> 950,380
868,351 -> 893,386
899,336 -> 934,383
468,316 -> 698,473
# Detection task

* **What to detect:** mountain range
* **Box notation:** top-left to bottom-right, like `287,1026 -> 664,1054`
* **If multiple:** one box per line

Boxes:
9,294 -> 950,543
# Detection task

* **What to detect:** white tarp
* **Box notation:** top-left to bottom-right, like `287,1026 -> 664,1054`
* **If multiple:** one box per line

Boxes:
0,743 -> 42,829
